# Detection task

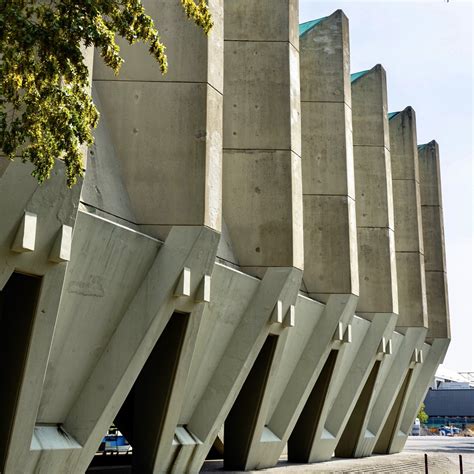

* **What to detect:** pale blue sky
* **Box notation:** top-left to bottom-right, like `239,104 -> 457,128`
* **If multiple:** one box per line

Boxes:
299,0 -> 473,371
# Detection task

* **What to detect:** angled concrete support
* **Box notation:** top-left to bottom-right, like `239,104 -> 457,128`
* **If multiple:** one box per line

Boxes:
289,312 -> 396,463
183,266 -> 303,472
0,135 -> 86,474
375,338 -> 449,454
290,65 -> 401,463
247,294 -> 357,469
231,12 -> 360,470
375,141 -> 450,455
353,107 -> 429,457
29,225 -> 219,473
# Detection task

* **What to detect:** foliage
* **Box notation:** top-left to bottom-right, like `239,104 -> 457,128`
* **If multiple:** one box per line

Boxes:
0,0 -> 212,187
418,402 -> 429,424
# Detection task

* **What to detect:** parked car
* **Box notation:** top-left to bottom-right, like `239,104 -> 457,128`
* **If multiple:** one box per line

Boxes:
438,426 -> 461,436
411,418 -> 421,436
98,431 -> 131,454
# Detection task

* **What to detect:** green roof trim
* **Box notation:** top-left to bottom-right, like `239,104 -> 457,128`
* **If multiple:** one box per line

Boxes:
350,70 -> 370,83
418,144 -> 428,150
299,17 -> 327,37
388,111 -> 400,120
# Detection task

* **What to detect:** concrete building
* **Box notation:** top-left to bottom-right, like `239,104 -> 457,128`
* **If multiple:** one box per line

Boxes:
0,3 -> 450,473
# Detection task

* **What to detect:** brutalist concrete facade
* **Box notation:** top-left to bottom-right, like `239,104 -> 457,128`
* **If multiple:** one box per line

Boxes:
0,4 -> 450,474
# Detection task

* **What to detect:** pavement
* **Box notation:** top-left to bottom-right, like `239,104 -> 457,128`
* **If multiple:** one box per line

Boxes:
200,436 -> 474,473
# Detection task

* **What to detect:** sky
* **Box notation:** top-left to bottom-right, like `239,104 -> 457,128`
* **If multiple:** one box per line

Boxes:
299,0 -> 473,371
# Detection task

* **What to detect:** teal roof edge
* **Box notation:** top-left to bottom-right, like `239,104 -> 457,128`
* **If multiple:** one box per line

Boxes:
388,111 -> 401,120
350,70 -> 370,83
299,17 -> 327,37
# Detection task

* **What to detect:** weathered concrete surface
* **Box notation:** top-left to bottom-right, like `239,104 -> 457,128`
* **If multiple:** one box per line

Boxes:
0,165 -> 82,473
300,11 -> 358,302
389,108 -> 427,329
91,0 -> 223,240
0,112 -> 88,474
351,65 -> 398,316
0,7 -> 451,474
418,141 -> 450,341
222,0 -> 303,275
375,142 -> 450,456
349,107 -> 430,458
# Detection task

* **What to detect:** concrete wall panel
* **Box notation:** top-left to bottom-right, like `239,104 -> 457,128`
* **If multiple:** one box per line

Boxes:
419,141 -> 450,340
300,11 -> 358,299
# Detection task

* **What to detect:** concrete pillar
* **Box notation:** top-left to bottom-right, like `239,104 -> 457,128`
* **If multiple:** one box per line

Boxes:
222,0 -> 303,276
299,10 -> 359,303
418,141 -> 450,341
388,108 -> 427,330
90,0 -> 223,240
0,50 -> 93,474
286,65 -> 399,462
234,13 -> 359,469
351,107 -> 428,457
376,141 -> 450,454
351,65 -> 398,317
173,1 -> 305,470
183,267 -> 302,472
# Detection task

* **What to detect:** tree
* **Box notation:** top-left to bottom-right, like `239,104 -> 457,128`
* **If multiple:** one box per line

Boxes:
418,402 -> 429,424
0,0 -> 212,187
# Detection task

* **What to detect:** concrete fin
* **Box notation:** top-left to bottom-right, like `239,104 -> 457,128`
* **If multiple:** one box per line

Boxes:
11,211 -> 37,253
282,305 -> 295,328
195,274 -> 211,303
174,267 -> 191,297
333,322 -> 345,341
271,300 -> 284,324
343,324 -> 352,343
49,225 -> 73,263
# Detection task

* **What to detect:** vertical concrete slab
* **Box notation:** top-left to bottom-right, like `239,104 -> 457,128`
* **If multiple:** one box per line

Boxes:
286,65 -> 400,462
418,141 -> 450,341
351,65 -> 398,317
299,10 -> 359,303
388,108 -> 427,329
352,108 -> 429,457
377,141 -> 450,454
92,0 -> 223,240
222,0 -> 303,275
169,2 -> 305,470
234,13 -> 360,470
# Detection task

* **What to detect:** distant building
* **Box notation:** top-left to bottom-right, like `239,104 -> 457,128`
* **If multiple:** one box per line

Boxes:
424,389 -> 474,428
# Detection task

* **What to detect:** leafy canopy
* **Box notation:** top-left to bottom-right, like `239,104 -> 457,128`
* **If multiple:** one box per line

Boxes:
0,0 -> 212,186
418,402 -> 429,424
